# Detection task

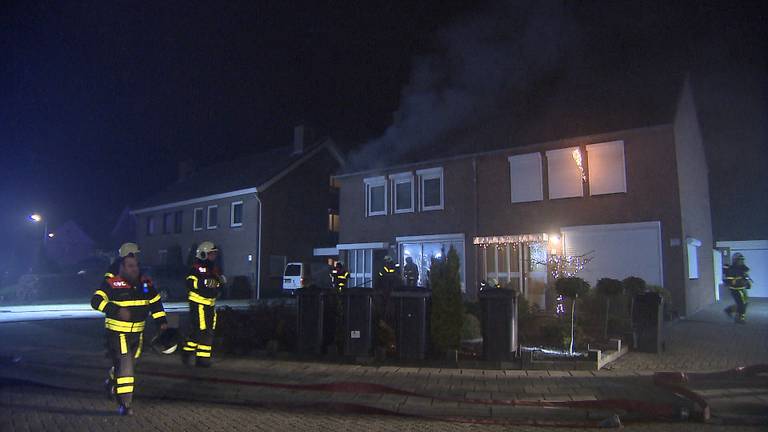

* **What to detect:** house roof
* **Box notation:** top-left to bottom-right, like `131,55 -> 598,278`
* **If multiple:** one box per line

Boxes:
134,139 -> 339,211
343,73 -> 686,175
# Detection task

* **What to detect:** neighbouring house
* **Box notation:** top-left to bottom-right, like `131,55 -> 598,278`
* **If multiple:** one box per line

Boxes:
45,220 -> 97,267
130,126 -> 344,299
334,76 -> 716,318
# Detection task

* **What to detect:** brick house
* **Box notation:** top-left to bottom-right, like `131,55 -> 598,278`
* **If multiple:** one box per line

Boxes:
334,77 -> 715,317
131,127 -> 344,299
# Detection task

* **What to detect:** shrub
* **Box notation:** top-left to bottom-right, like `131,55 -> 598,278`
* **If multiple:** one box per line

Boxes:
461,313 -> 482,340
430,246 -> 464,353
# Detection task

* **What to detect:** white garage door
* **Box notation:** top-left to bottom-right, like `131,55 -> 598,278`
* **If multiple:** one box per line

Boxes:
562,222 -> 663,288
717,241 -> 768,298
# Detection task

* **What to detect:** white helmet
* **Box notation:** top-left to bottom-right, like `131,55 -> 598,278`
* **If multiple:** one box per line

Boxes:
196,241 -> 219,260
118,242 -> 140,258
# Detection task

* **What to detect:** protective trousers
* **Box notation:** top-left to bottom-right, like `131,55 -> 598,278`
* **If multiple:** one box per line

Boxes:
183,302 -> 217,364
106,331 -> 143,408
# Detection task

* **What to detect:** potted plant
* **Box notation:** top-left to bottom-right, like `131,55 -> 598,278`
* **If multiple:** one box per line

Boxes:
554,277 -> 590,354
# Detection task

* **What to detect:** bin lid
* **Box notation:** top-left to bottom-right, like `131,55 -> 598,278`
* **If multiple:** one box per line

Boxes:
478,288 -> 518,299
391,287 -> 431,298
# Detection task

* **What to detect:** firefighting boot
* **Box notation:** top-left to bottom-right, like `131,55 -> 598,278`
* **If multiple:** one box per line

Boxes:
736,315 -> 747,324
723,305 -> 734,319
117,404 -> 133,416
195,357 -> 212,368
181,350 -> 194,367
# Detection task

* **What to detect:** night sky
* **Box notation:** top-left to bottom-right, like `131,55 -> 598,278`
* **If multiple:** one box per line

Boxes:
2,1 -> 766,260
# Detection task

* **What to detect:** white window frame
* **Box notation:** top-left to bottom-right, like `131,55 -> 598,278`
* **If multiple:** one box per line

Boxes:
687,237 -> 701,280
193,207 -> 204,231
364,176 -> 387,217
508,152 -> 544,203
146,216 -> 155,236
586,140 -> 627,195
417,167 -> 444,211
390,172 -> 415,214
545,147 -> 584,199
347,249 -> 373,288
206,205 -> 218,229
230,201 -> 244,227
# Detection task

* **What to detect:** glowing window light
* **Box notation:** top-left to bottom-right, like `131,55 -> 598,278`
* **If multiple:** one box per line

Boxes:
572,148 -> 586,182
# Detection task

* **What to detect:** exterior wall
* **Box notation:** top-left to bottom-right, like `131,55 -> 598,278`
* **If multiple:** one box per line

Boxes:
258,148 -> 341,298
338,157 -> 479,293
477,126 -> 685,311
674,79 -> 716,315
135,193 -> 260,285
337,125 -> 695,315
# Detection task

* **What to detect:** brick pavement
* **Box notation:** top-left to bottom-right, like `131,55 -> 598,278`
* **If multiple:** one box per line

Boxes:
0,299 -> 766,430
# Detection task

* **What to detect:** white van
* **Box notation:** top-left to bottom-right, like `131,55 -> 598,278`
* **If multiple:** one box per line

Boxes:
282,261 -> 331,291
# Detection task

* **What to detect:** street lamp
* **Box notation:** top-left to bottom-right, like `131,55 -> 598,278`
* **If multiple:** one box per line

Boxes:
28,213 -> 49,244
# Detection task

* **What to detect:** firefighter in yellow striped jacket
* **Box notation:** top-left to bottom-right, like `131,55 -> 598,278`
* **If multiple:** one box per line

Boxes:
182,241 -> 224,367
90,253 -> 167,416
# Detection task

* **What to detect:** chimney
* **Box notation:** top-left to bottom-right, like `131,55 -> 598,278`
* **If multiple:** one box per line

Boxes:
293,125 -> 305,155
177,159 -> 195,182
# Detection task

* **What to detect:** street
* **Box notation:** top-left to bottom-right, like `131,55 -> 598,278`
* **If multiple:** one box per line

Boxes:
1,300 -> 767,431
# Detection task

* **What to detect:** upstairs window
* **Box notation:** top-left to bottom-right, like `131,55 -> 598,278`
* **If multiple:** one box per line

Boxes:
146,216 -> 155,236
587,140 -> 627,195
390,172 -> 414,213
162,213 -> 172,234
508,153 -> 544,203
173,211 -> 183,234
230,201 -> 244,227
193,208 -> 204,231
207,205 -> 218,229
546,147 -> 584,199
364,176 -> 387,216
417,167 -> 444,211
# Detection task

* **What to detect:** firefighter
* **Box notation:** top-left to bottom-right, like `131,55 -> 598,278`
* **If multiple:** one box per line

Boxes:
375,256 -> 399,353
723,253 -> 752,324
91,253 -> 167,416
330,261 -> 350,292
182,241 -> 224,367
403,256 -> 419,287
104,242 -> 140,280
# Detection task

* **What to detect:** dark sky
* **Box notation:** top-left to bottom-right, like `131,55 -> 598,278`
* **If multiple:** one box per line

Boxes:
1,0 -> 766,252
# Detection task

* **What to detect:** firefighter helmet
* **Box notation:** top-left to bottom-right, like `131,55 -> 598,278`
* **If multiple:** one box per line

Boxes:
732,253 -> 745,264
196,241 -> 219,260
118,242 -> 140,258
151,328 -> 180,355
384,255 -> 393,263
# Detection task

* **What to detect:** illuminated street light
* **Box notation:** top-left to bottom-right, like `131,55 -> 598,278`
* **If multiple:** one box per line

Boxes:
27,213 -> 49,244
47,232 -> 55,239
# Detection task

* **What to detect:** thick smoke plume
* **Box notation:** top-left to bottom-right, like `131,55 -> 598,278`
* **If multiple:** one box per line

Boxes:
349,1 -> 578,170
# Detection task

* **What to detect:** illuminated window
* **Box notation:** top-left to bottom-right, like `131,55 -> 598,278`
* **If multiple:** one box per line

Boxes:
328,213 -> 340,232
587,141 -> 626,195
546,147 -> 584,199
687,238 -> 701,279
146,216 -> 155,236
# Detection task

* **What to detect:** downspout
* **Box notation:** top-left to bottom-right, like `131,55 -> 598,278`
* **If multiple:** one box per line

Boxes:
472,156 -> 479,299
255,192 -> 263,302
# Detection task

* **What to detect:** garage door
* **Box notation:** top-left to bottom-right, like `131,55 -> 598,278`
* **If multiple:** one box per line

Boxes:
562,222 -> 663,288
717,241 -> 768,298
